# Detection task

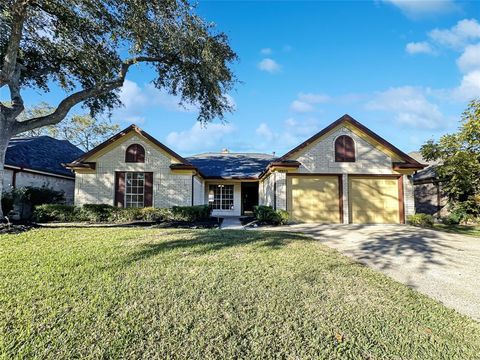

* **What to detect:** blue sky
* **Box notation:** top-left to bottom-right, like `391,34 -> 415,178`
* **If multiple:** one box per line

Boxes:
13,0 -> 480,155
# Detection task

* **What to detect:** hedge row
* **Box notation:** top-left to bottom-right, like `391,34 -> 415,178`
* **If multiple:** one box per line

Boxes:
33,204 -> 212,223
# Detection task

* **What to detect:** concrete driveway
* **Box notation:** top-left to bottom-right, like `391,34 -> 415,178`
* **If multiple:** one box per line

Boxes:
268,224 -> 480,321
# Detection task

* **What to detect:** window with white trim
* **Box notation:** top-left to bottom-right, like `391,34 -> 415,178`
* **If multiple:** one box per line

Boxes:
208,184 -> 234,210
125,172 -> 145,208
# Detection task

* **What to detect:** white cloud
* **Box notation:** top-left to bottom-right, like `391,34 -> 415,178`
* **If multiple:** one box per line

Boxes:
405,41 -> 435,55
366,86 -> 445,129
258,58 -> 281,73
297,92 -> 331,104
382,0 -> 458,18
254,118 -> 321,152
289,92 -> 331,113
255,123 -> 274,141
165,122 -> 236,153
260,48 -> 272,55
452,70 -> 480,101
429,19 -> 480,49
457,43 -> 480,73
290,100 -> 315,113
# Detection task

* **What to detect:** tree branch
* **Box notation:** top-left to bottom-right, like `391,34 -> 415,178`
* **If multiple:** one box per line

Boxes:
13,56 -> 167,134
0,1 -> 28,87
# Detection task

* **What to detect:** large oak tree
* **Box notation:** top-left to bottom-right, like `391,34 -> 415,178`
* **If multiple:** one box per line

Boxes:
0,0 -> 237,218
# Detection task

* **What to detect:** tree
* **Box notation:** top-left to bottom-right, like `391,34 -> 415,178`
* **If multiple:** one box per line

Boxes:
19,103 -> 120,151
421,99 -> 480,216
0,0 -> 237,218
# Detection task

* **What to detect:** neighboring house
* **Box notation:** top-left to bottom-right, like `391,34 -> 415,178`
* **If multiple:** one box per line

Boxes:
66,114 -> 425,224
3,136 -> 84,204
409,151 -> 448,218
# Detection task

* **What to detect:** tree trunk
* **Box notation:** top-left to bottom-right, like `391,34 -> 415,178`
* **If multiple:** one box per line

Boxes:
0,118 -> 15,220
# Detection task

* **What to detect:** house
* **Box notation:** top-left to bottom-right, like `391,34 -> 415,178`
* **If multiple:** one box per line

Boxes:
3,136 -> 84,204
409,151 -> 448,218
66,114 -> 425,224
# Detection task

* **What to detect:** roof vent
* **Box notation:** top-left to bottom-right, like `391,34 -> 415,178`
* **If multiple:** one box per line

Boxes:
221,148 -> 230,154
272,151 -> 276,156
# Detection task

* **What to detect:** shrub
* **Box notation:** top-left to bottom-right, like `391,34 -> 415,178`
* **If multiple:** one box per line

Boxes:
407,213 -> 434,227
442,213 -> 462,225
79,204 -> 118,222
253,205 -> 289,225
33,204 -> 78,222
1,191 -> 14,215
276,209 -> 290,225
139,207 -> 172,222
171,205 -> 211,222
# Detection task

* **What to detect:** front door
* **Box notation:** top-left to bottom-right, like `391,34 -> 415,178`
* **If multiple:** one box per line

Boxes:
241,182 -> 259,215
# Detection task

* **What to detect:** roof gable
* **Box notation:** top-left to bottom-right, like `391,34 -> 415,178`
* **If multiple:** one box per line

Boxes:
279,114 -> 424,168
69,124 -> 192,166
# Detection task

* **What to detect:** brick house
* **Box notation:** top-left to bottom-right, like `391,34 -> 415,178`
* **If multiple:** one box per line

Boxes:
66,114 -> 425,224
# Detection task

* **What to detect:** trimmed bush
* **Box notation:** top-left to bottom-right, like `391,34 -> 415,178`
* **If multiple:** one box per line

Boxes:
79,204 -> 118,222
253,205 -> 289,225
171,205 -> 212,222
276,209 -> 290,225
442,213 -> 462,225
407,213 -> 434,227
33,204 -> 78,222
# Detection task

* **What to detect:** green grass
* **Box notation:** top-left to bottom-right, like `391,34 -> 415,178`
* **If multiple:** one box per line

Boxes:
1,228 -> 479,359
434,224 -> 480,237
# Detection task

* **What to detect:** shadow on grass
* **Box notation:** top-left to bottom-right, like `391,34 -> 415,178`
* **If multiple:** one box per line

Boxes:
124,230 -> 311,264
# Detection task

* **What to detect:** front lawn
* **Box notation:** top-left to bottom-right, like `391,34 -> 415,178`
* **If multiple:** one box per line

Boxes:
1,228 -> 479,359
434,224 -> 480,237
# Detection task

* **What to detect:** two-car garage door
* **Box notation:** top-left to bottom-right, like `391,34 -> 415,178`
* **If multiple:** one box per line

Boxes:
287,175 -> 402,224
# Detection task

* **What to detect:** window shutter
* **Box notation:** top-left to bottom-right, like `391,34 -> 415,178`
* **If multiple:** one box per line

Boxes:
144,172 -> 153,207
344,136 -> 355,162
335,137 -> 346,162
115,172 -> 126,207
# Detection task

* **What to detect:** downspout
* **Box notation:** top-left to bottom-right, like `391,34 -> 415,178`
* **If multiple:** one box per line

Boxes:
273,171 -> 277,211
191,173 -> 195,206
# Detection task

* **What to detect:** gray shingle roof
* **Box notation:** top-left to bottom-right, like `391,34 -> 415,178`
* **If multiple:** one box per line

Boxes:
6,136 -> 84,177
408,151 -> 440,182
187,152 -> 275,179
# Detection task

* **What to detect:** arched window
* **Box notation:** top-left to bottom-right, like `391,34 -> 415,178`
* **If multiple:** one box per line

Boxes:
335,135 -> 355,162
125,144 -> 145,163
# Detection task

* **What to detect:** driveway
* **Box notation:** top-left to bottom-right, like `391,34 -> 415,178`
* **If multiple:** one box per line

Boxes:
267,224 -> 480,321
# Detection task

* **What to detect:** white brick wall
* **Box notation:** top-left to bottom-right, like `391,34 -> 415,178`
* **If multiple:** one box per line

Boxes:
404,174 -> 415,217
74,135 -> 192,207
2,168 -> 76,204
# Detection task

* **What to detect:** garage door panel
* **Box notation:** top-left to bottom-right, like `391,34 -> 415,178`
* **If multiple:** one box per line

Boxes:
349,177 -> 400,224
288,176 -> 340,223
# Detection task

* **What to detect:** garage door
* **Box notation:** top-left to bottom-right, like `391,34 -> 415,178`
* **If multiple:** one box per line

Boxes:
349,176 -> 400,224
287,175 -> 341,223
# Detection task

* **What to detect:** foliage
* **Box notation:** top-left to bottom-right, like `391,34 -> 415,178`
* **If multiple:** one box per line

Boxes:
18,104 -> 120,151
32,204 -> 77,222
1,228 -> 479,358
79,204 -> 119,222
11,186 -> 65,206
0,0 -> 237,126
0,191 -> 14,215
171,205 -> 212,222
276,209 -> 290,225
33,204 -> 174,223
253,205 -> 289,225
434,224 -> 480,237
421,100 -> 480,215
407,213 -> 434,227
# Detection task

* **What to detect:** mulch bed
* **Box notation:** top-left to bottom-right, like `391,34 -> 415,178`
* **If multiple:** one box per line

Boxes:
0,223 -> 36,234
155,217 -> 223,229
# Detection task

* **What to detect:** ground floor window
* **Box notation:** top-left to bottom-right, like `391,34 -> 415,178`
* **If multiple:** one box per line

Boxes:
209,184 -> 234,210
126,172 -> 145,208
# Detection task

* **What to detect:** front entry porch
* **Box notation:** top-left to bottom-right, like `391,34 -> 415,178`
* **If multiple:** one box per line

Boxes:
205,180 -> 259,217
